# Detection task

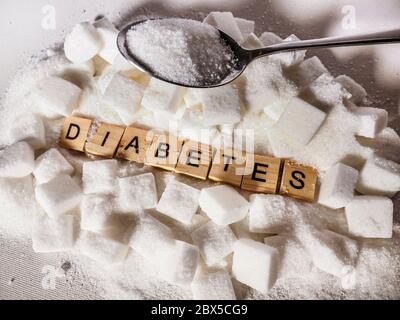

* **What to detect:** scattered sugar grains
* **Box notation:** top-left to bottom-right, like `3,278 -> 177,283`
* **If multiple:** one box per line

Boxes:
0,11 -> 399,300
126,18 -> 236,86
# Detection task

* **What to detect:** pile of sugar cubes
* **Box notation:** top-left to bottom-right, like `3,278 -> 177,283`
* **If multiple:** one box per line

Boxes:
0,11 -> 399,299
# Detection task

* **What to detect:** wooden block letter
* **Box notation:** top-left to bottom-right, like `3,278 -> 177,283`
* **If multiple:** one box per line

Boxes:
145,134 -> 184,171
279,160 -> 318,202
208,148 -> 247,187
60,116 -> 92,152
116,127 -> 152,163
85,123 -> 125,158
241,154 -> 281,194
175,140 -> 213,180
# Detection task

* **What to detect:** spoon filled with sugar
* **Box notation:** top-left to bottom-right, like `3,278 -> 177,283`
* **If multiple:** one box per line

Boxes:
117,18 -> 400,88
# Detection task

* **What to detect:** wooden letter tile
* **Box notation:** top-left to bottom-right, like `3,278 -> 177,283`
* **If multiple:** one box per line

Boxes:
116,127 -> 152,163
60,116 -> 92,152
241,154 -> 281,194
145,134 -> 184,171
85,123 -> 125,158
208,148 -> 247,187
175,140 -> 214,180
279,160 -> 318,202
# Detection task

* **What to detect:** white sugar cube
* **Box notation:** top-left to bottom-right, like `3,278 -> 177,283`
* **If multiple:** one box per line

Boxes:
81,194 -> 114,232
336,75 -> 367,104
78,230 -> 129,265
272,34 -> 306,67
103,73 -> 144,125
82,160 -> 118,195
249,194 -> 292,233
194,85 -> 241,126
63,59 -> 96,76
199,185 -> 249,226
176,107 -> 205,129
345,196 -> 393,238
235,17 -> 255,40
298,227 -> 358,277
273,97 -> 326,146
32,215 -> 74,253
141,78 -> 185,114
156,179 -> 200,225
192,271 -> 236,300
35,174 -> 81,218
158,240 -> 199,286
357,155 -> 400,197
0,142 -> 34,178
93,17 -> 119,64
8,114 -> 46,150
232,239 -> 279,294
191,221 -> 237,266
241,33 -> 263,49
355,107 -> 388,138
203,12 -> 244,44
117,173 -> 158,213
33,148 -> 74,184
183,89 -> 202,108
263,100 -> 288,122
64,22 -> 101,63
318,163 -> 359,209
112,54 -> 143,78
129,213 -> 174,260
33,77 -> 82,118
264,235 -> 313,280
260,32 -> 282,46
292,56 -> 329,87
307,74 -> 352,106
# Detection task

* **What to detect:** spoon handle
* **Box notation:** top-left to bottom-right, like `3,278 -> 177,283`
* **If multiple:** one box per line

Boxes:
250,28 -> 400,59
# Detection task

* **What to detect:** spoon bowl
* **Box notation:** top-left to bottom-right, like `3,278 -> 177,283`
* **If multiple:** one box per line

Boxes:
117,19 -> 400,88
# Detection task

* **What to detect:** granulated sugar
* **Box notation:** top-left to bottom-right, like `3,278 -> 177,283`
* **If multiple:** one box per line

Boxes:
126,18 -> 236,86
0,12 -> 399,300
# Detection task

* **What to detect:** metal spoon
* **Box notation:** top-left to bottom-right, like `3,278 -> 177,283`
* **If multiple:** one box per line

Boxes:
117,19 -> 400,88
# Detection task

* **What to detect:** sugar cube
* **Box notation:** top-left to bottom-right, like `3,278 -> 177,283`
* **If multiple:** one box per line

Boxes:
345,196 -> 393,238
249,194 -> 292,233
0,141 -> 35,178
78,230 -> 129,265
199,185 -> 249,226
156,179 -> 200,225
32,215 -> 74,253
35,174 -> 81,218
357,155 -> 400,197
183,89 -> 202,108
232,239 -> 279,294
318,163 -> 359,209
291,56 -> 329,88
129,213 -> 175,260
32,77 -> 82,118
264,235 -> 313,280
298,227 -> 358,277
117,173 -> 158,213
272,34 -> 306,67
192,271 -> 236,300
307,74 -> 352,106
141,78 -> 185,114
64,22 -> 101,63
263,100 -> 288,122
241,33 -> 263,49
82,160 -> 118,195
33,148 -> 74,184
191,221 -> 237,266
273,97 -> 326,146
355,107 -> 388,138
203,12 -> 244,44
193,85 -> 241,126
103,73 -> 144,125
8,114 -> 46,150
235,17 -> 255,40
80,194 -> 114,232
336,75 -> 367,105
93,17 -> 119,64
158,240 -> 199,286
112,53 -> 143,77
259,32 -> 282,46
